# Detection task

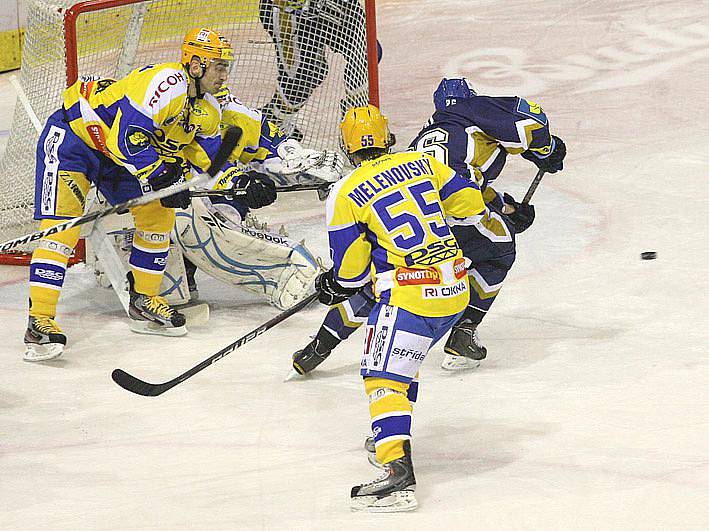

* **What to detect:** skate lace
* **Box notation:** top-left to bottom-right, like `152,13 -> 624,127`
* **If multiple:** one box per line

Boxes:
361,465 -> 392,488
33,317 -> 62,334
144,295 -> 174,318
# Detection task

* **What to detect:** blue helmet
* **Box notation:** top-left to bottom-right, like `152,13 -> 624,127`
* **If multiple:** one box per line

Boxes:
433,78 -> 476,111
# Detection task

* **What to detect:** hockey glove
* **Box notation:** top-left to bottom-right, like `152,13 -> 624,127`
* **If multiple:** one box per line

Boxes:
503,192 -> 536,234
148,163 -> 191,209
232,171 -> 277,209
315,269 -> 359,306
521,135 -> 566,173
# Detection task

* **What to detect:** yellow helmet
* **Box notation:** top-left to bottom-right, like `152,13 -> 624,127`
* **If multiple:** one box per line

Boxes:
181,28 -> 234,67
340,105 -> 391,156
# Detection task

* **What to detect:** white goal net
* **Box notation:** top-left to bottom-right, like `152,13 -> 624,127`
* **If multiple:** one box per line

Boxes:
0,0 -> 378,263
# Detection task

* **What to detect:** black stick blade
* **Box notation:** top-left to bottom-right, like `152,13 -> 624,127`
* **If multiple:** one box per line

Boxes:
111,369 -> 171,397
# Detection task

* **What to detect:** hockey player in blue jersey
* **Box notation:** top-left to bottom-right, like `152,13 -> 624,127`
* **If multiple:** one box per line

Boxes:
289,77 -> 566,375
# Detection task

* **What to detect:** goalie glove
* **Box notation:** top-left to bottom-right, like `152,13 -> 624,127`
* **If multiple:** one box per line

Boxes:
231,171 -> 277,209
265,139 -> 345,184
502,192 -> 535,234
315,269 -> 359,306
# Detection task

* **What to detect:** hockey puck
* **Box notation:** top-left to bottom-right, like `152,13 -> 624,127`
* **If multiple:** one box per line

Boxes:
641,251 -> 657,260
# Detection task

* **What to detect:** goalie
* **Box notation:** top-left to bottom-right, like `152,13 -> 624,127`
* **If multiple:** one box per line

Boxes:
172,83 -> 343,309
95,83 -> 343,311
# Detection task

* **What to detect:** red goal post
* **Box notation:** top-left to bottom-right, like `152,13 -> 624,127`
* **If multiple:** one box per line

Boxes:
0,0 -> 379,266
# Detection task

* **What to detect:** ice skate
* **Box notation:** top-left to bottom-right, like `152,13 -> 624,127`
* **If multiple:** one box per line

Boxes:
292,339 -> 332,375
24,316 -> 67,362
351,441 -> 417,512
441,319 -> 487,371
127,273 -> 187,336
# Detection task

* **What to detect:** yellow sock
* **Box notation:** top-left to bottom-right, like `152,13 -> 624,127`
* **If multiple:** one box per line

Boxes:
364,377 -> 413,464
28,220 -> 80,319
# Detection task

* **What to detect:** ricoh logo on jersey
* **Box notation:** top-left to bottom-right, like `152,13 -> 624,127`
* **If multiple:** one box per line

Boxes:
395,267 -> 440,286
148,71 -> 185,108
422,279 -> 467,299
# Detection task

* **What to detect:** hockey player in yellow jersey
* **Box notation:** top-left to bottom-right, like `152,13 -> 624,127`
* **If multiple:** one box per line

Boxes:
317,105 -> 485,511
24,28 -> 275,362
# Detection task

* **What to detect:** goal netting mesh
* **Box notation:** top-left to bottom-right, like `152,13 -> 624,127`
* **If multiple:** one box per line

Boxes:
0,0 -> 376,259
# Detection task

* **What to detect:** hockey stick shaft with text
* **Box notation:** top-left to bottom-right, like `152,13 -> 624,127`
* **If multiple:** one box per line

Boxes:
522,169 -> 546,204
190,182 -> 329,198
111,292 -> 319,396
0,126 -> 242,253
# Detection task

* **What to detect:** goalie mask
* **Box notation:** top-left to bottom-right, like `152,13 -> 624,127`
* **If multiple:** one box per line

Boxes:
339,105 -> 393,159
433,78 -> 476,111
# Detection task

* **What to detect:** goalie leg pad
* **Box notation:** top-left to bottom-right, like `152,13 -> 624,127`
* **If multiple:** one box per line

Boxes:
173,199 -> 321,309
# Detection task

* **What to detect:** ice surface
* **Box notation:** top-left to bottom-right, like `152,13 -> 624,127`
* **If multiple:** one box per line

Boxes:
1,1 -> 707,528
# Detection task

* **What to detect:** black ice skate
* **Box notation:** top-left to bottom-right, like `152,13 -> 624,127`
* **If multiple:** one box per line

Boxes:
285,329 -> 341,381
441,319 -> 487,371
127,272 -> 187,336
292,338 -> 332,375
351,441 -> 417,512
24,316 -> 67,362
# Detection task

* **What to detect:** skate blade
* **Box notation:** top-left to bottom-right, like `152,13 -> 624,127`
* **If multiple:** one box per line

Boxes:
351,490 -> 418,512
129,321 -> 187,337
283,368 -> 301,382
23,343 -> 63,362
176,302 -> 209,327
440,353 -> 480,371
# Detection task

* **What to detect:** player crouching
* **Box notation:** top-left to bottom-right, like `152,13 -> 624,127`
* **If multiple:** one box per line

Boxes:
24,27 -> 243,361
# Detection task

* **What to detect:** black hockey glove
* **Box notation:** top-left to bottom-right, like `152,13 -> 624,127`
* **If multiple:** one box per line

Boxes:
148,163 -> 191,209
521,135 -> 566,173
503,192 -> 536,234
232,171 -> 277,209
315,269 -> 359,306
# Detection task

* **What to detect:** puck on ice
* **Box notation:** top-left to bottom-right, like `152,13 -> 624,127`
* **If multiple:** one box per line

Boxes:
641,251 -> 657,260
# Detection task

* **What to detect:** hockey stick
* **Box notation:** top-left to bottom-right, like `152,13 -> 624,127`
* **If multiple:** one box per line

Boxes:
522,169 -> 546,204
190,182 -> 329,198
0,126 -> 242,253
111,291 -> 318,396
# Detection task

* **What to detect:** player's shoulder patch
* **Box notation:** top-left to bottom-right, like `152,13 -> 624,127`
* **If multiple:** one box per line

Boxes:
125,125 -> 152,156
516,98 -> 548,126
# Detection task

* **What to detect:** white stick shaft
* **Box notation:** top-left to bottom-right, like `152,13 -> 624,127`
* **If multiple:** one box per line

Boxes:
10,75 -> 43,134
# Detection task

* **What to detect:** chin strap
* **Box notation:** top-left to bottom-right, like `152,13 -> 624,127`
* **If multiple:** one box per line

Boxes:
185,63 -> 206,99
